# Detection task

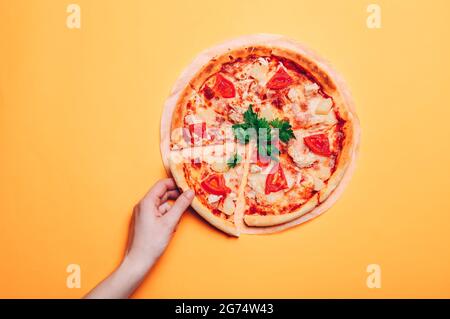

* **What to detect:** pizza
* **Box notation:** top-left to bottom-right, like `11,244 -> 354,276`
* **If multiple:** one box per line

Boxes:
165,36 -> 359,236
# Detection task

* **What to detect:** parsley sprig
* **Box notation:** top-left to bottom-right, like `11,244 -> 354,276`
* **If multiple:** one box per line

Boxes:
268,118 -> 295,143
227,153 -> 242,168
231,105 -> 295,158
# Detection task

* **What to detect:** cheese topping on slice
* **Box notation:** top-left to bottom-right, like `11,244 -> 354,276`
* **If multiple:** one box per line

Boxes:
184,114 -> 202,125
315,98 -> 333,115
284,169 -> 297,190
247,61 -> 269,85
211,160 -> 229,173
265,190 -> 284,203
260,103 -> 281,122
207,194 -> 222,204
196,106 -> 218,123
247,172 -> 267,195
304,82 -> 320,95
299,97 -> 337,126
221,196 -> 236,215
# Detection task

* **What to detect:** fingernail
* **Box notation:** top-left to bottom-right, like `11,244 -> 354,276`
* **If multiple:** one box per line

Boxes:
184,189 -> 195,199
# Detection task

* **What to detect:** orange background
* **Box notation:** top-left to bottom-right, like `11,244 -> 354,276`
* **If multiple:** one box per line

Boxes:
1,0 -> 450,298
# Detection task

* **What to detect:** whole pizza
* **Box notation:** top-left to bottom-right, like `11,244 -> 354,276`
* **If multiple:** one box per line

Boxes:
161,35 -> 359,236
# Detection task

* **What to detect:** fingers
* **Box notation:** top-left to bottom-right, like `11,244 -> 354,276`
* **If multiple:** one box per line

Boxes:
146,178 -> 177,201
157,202 -> 172,216
160,189 -> 180,203
163,189 -> 195,225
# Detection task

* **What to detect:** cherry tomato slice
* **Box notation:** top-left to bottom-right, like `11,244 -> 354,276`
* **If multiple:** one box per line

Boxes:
304,134 -> 331,156
265,164 -> 288,194
201,174 -> 231,196
213,74 -> 236,98
266,68 -> 293,90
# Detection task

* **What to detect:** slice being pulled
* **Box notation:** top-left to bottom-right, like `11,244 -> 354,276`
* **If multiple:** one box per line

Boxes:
169,143 -> 247,236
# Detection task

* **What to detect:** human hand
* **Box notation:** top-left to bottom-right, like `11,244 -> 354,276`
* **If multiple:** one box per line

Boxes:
124,178 -> 194,272
85,178 -> 194,299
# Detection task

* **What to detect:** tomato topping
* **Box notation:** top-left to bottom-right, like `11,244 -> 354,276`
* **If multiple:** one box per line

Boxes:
213,74 -> 235,98
265,164 -> 288,194
188,122 -> 206,144
212,209 -> 222,216
203,85 -> 215,100
271,95 -> 284,108
266,68 -> 293,90
201,174 -> 231,196
191,158 -> 202,169
304,134 -> 331,156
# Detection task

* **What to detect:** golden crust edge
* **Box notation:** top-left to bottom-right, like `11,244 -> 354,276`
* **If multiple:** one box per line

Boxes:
243,194 -> 319,227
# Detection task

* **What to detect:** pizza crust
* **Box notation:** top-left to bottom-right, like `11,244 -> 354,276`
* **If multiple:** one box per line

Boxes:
161,34 -> 360,235
244,194 -> 319,227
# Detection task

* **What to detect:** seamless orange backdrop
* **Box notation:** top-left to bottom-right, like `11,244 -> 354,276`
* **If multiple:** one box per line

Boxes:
1,0 -> 450,298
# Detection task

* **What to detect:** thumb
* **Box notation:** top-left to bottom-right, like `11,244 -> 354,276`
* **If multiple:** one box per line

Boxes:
164,189 -> 195,225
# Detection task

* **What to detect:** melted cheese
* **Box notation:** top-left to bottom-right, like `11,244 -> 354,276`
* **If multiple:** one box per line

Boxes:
223,169 -> 238,190
260,104 -> 279,121
308,164 -> 332,181
306,96 -> 337,125
288,146 -> 318,168
265,190 -> 284,203
211,160 -> 229,173
184,114 -> 202,125
313,176 -> 325,191
250,164 -> 262,173
221,196 -> 235,215
288,131 -> 321,168
258,57 -> 269,66
196,107 -> 217,123
171,127 -> 188,148
304,83 -> 320,95
247,172 -> 267,195
207,194 -> 222,204
284,169 -> 296,190
288,87 -> 306,104
310,111 -> 337,126
248,62 -> 269,85
315,98 -> 333,115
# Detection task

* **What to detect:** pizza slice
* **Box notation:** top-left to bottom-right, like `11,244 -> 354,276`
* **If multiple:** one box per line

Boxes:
169,142 -> 247,236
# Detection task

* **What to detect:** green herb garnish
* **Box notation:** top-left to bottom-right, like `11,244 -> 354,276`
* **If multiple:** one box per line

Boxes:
231,105 -> 295,159
227,153 -> 242,168
269,118 -> 295,143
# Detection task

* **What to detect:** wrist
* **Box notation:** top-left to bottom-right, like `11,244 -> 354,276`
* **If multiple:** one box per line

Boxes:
119,254 -> 155,279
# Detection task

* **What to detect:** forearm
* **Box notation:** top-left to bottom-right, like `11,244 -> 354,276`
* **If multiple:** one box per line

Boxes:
84,257 -> 154,299
84,180 -> 192,299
